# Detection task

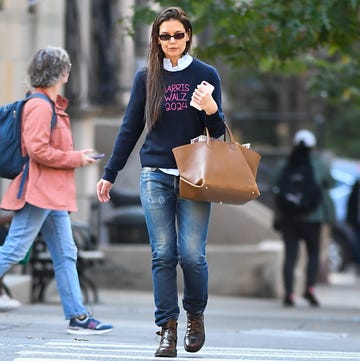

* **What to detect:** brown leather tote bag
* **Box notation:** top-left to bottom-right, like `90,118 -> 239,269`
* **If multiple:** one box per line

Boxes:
172,122 -> 261,205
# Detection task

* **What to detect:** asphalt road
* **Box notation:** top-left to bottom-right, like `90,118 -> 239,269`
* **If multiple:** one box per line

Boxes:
1,281 -> 360,361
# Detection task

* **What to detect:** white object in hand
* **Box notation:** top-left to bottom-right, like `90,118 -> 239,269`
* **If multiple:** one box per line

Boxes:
190,81 -> 214,110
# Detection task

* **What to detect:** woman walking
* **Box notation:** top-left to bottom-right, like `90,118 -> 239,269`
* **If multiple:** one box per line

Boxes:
0,46 -> 113,335
97,7 -> 225,357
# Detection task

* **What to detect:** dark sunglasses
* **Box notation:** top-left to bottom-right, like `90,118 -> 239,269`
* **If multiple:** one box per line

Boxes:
159,32 -> 186,41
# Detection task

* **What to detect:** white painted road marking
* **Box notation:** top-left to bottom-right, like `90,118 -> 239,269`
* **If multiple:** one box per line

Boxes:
10,340 -> 360,360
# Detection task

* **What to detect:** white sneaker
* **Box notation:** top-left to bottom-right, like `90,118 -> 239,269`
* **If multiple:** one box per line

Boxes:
0,293 -> 21,311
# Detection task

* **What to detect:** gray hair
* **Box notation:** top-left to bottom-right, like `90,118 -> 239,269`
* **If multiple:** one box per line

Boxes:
27,46 -> 71,88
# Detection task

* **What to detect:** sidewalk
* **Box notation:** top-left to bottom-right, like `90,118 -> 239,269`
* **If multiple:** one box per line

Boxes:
317,272 -> 360,309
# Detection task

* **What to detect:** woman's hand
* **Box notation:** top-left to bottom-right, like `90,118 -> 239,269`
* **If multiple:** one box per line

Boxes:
191,87 -> 218,115
97,179 -> 112,203
80,149 -> 97,166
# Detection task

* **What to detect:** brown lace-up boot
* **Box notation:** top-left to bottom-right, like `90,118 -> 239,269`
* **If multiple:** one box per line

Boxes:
184,312 -> 205,353
155,319 -> 177,357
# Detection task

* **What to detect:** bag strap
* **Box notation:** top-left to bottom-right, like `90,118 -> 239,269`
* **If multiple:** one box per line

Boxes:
25,92 -> 57,129
204,121 -> 235,145
17,93 -> 57,199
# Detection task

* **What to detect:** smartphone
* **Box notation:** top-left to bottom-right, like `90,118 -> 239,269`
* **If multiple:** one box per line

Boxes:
92,153 -> 105,160
199,81 -> 214,94
190,81 -> 215,110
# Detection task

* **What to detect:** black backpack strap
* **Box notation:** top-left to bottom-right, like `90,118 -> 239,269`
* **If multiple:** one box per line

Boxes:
17,93 -> 57,199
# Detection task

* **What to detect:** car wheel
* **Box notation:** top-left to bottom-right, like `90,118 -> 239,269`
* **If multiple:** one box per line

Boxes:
328,227 -> 353,273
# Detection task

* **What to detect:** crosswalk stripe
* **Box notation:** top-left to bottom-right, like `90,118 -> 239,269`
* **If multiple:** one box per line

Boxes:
32,341 -> 357,355
14,359 -> 95,361
244,328 -> 348,340
40,342 -> 360,359
13,355 -> 360,361
12,342 -> 360,361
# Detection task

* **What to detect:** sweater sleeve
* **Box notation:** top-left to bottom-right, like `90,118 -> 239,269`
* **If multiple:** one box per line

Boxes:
202,67 -> 225,138
103,70 -> 146,183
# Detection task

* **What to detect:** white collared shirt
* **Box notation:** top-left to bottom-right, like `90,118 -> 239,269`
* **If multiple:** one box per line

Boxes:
163,54 -> 193,72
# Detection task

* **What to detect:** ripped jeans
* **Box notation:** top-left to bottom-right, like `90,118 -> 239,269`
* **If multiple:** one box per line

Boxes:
140,168 -> 211,326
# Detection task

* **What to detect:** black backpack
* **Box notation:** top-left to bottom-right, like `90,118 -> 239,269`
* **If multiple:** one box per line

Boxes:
275,158 -> 322,215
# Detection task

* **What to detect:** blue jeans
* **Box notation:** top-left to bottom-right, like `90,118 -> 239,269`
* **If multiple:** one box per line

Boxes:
0,203 -> 88,319
140,168 -> 211,326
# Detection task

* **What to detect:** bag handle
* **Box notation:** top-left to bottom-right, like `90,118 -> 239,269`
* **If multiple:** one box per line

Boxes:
204,121 -> 237,148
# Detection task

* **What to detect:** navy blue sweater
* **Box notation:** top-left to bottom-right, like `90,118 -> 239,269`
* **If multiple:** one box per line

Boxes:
103,58 -> 225,183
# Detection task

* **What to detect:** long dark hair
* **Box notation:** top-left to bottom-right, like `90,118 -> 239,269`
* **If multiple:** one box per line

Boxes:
145,7 -> 192,129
